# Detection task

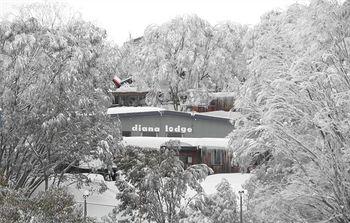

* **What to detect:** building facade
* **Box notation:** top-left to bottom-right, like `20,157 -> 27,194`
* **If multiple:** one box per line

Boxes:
108,107 -> 238,173
108,108 -> 233,138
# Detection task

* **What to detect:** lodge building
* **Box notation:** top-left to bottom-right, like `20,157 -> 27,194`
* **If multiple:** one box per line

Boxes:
108,87 -> 239,173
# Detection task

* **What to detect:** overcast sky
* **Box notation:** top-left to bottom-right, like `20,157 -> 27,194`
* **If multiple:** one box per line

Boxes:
1,0 -> 308,45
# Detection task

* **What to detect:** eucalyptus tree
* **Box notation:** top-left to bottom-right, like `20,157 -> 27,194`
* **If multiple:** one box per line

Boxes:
106,142 -> 212,223
231,1 -> 350,222
0,3 -> 120,195
117,15 -> 247,110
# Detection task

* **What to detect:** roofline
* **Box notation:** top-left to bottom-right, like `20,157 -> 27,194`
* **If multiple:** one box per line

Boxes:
109,91 -> 149,94
109,110 -> 231,121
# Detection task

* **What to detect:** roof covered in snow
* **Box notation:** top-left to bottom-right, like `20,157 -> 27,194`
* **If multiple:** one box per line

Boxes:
195,111 -> 232,119
108,85 -> 149,93
122,136 -> 230,149
107,106 -> 166,115
107,106 -> 233,121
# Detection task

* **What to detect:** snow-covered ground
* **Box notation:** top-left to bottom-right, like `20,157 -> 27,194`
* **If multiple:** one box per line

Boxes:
58,173 -> 251,221
201,173 -> 251,194
69,175 -> 118,220
34,174 -> 118,220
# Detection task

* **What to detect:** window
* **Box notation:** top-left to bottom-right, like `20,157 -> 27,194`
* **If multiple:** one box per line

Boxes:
212,150 -> 223,165
179,155 -> 192,169
187,156 -> 193,164
166,132 -> 182,138
179,156 -> 187,165
142,132 -> 157,137
122,131 -> 131,137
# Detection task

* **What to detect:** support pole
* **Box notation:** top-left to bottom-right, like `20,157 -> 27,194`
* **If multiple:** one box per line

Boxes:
83,190 -> 90,222
84,197 -> 87,221
238,190 -> 244,223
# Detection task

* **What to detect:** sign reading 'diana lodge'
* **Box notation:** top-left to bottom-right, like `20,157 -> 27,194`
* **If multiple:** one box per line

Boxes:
132,124 -> 192,133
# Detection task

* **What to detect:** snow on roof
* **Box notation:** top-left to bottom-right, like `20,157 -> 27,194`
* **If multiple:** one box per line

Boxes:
122,137 -> 230,149
195,111 -> 243,120
107,106 -> 166,115
195,110 -> 232,119
108,107 -> 233,121
116,85 -> 139,92
108,85 -> 149,93
115,87 -> 150,93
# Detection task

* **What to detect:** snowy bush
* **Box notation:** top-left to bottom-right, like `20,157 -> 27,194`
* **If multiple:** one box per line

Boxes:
181,178 -> 239,223
107,141 -> 212,223
0,187 -> 94,223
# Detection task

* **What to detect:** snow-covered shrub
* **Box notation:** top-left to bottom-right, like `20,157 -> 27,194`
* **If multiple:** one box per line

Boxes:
181,178 -> 239,223
0,187 -> 94,223
109,141 -> 212,223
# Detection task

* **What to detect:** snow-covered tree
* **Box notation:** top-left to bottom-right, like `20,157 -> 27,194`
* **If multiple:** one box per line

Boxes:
117,15 -> 247,110
231,0 -> 350,222
108,141 -> 212,223
0,3 -> 120,195
0,187 -> 95,223
181,178 -> 239,223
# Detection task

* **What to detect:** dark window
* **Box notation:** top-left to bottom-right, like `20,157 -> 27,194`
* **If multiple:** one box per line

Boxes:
114,95 -> 119,105
179,155 -> 192,169
179,156 -> 187,165
167,132 -> 182,138
212,150 -> 223,165
197,106 -> 207,112
122,131 -> 131,137
142,132 -> 157,137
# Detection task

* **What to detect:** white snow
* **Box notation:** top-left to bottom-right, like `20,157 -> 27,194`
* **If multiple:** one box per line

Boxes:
107,106 -> 166,115
114,86 -> 139,92
74,181 -> 118,220
201,173 -> 250,194
107,106 -> 237,121
122,136 -> 230,149
33,174 -> 118,221
193,111 -> 244,120
186,173 -> 250,200
195,110 -> 232,119
108,85 -> 149,93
